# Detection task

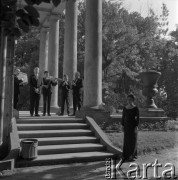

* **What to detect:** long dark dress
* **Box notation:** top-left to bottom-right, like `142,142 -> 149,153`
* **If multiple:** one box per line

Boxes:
122,106 -> 139,160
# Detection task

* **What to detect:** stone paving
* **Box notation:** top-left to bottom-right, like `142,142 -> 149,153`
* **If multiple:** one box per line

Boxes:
1,147 -> 178,180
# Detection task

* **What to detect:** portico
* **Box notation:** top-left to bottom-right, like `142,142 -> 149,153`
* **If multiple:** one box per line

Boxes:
36,0 -> 103,111
0,0 -> 104,159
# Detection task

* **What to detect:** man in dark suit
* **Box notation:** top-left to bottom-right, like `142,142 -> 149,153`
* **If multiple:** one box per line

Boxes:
42,71 -> 58,116
29,67 -> 41,117
14,68 -> 23,109
71,72 -> 83,116
59,74 -> 70,116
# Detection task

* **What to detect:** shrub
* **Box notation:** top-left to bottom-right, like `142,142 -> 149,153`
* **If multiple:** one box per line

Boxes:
105,122 -> 122,132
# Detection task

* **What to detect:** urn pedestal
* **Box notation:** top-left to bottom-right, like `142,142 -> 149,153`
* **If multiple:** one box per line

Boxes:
140,71 -> 161,108
139,71 -> 168,120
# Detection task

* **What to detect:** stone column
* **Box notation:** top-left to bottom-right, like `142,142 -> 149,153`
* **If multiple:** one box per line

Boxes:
3,36 -> 14,155
63,0 -> 78,108
83,0 -> 102,107
39,27 -> 49,80
39,27 -> 49,107
48,15 -> 59,109
0,24 -> 7,147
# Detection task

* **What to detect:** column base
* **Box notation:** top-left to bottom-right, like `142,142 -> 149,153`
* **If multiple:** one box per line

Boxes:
76,106 -> 110,126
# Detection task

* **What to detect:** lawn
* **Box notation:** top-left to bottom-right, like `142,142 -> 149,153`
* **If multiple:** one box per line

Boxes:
106,131 -> 178,155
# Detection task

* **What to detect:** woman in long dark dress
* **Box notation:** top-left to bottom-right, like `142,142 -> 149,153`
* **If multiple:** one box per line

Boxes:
118,94 -> 139,167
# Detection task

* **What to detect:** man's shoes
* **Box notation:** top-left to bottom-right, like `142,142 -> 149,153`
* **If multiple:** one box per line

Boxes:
30,114 -> 33,117
48,114 -> 51,116
58,113 -> 63,116
42,114 -> 45,116
35,114 -> 40,117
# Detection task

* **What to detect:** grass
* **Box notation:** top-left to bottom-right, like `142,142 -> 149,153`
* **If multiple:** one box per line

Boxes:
106,131 -> 178,155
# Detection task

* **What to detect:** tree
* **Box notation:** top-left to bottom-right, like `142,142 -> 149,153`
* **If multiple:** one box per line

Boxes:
158,29 -> 178,117
0,0 -> 62,37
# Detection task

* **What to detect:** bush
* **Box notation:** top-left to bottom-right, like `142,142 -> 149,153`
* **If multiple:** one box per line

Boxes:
105,122 -> 122,132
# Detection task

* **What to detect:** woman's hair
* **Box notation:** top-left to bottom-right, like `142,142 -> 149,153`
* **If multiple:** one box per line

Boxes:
44,71 -> 49,74
127,94 -> 135,101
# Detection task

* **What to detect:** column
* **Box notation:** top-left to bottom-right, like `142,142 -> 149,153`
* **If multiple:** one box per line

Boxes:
63,0 -> 78,107
83,0 -> 102,107
39,27 -> 49,106
39,27 -> 49,79
48,15 -> 59,108
0,24 -> 7,147
3,36 -> 14,154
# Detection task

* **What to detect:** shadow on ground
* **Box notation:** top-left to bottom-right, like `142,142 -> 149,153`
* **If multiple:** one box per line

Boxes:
1,161 -> 108,180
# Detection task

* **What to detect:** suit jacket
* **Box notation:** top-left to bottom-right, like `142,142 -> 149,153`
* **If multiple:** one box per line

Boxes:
72,78 -> 83,94
60,81 -> 70,94
14,75 -> 23,95
29,74 -> 41,94
42,77 -> 57,95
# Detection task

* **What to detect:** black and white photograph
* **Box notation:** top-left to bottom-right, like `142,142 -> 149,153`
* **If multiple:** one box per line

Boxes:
0,0 -> 178,179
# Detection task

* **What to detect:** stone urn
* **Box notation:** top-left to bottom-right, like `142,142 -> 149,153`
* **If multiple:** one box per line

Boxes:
140,71 -> 161,108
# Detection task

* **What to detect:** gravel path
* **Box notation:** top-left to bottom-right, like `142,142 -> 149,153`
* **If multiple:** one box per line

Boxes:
1,147 -> 178,180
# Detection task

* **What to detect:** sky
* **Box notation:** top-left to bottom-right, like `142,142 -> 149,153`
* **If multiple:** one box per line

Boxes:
119,0 -> 178,32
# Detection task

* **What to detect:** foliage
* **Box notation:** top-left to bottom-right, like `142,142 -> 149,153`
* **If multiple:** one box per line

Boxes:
104,120 -> 178,132
158,34 -> 178,117
1,0 -> 61,37
14,29 -> 40,67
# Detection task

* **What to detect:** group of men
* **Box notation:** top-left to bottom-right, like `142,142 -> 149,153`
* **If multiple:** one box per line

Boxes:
14,67 -> 83,117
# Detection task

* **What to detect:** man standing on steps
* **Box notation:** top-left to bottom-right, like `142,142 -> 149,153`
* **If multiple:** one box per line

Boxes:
59,74 -> 71,116
71,72 -> 83,116
42,71 -> 58,116
29,67 -> 41,117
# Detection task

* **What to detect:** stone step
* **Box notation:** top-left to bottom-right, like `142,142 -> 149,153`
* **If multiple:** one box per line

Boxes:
17,118 -> 84,124
16,151 -> 115,167
20,136 -> 99,146
18,129 -> 94,138
17,123 -> 89,130
37,143 -> 106,155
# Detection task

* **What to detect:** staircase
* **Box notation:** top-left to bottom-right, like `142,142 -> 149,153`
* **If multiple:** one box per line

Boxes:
16,112 -> 117,167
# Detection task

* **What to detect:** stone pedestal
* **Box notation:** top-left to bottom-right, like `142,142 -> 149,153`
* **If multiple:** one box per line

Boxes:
139,108 -> 166,117
139,71 -> 168,121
